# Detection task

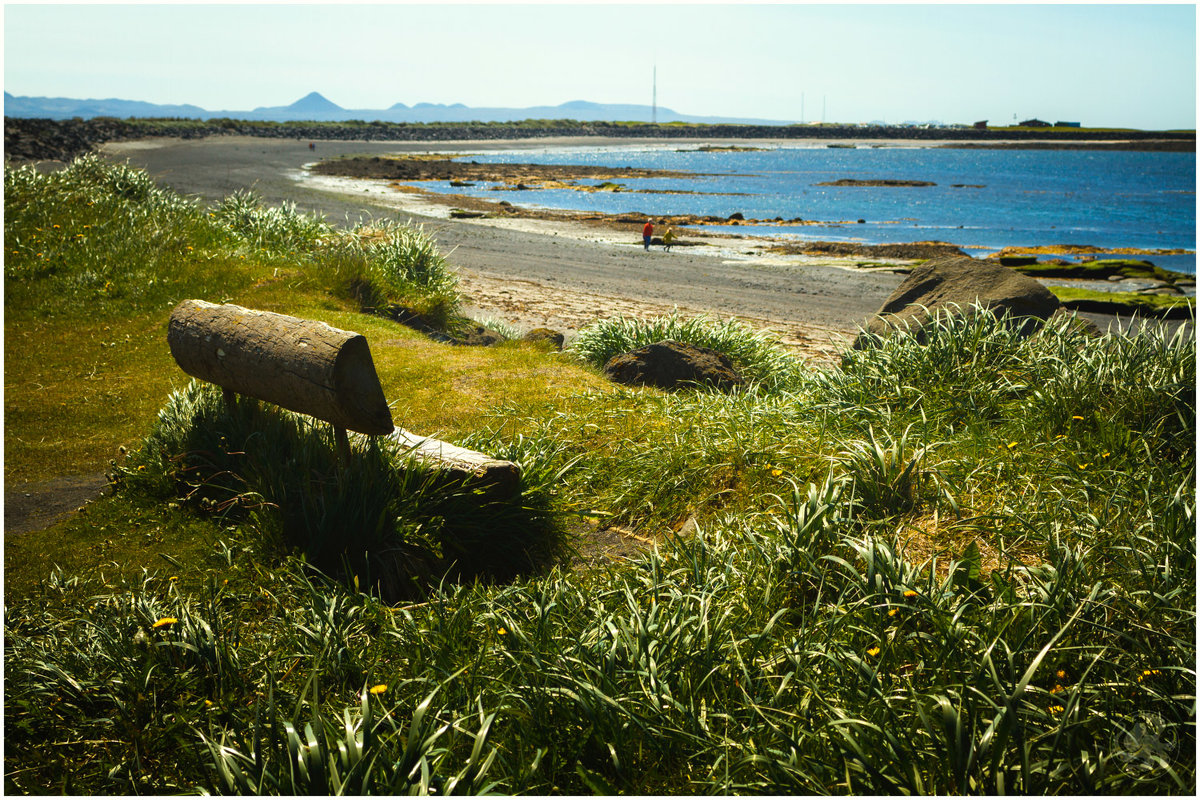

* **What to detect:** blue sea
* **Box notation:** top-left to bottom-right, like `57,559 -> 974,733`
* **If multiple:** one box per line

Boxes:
417,144 -> 1197,274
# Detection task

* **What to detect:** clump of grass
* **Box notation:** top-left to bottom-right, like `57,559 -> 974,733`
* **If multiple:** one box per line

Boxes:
209,189 -> 332,254
569,311 -> 806,391
353,220 -> 457,297
115,380 -> 564,597
835,424 -> 941,516
316,220 -> 460,328
206,193 -> 461,324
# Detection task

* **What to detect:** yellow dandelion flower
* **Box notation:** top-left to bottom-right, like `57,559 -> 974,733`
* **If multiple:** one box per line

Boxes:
1052,684 -> 1065,694
903,590 -> 918,598
369,684 -> 388,695
771,468 -> 783,477
1077,463 -> 1090,470
1137,669 -> 1161,683
1101,451 -> 1110,458
866,646 -> 881,657
204,699 -> 214,707
1006,441 -> 1018,450
52,224 -> 60,229
1056,669 -> 1067,681
152,617 -> 178,629
1072,415 -> 1084,421
1048,704 -> 1065,715
497,627 -> 508,636
888,608 -> 898,618
169,576 -> 179,582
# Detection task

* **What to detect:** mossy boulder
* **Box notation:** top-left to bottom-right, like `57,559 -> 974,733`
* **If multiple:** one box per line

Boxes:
856,256 -> 1062,347
603,340 -> 744,392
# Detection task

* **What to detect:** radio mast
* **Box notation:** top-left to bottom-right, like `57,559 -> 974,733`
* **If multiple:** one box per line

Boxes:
652,62 -> 657,124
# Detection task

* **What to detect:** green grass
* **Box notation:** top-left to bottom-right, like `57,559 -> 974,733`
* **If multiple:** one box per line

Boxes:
5,159 -> 1196,794
1050,285 -> 1195,314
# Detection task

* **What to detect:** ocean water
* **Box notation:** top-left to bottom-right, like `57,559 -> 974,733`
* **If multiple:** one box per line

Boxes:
417,144 -> 1197,274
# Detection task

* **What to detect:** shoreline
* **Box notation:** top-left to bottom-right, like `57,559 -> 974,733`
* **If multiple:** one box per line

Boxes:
298,166 -> 1195,283
98,136 -> 1191,359
299,169 -> 862,363
305,149 -> 1195,268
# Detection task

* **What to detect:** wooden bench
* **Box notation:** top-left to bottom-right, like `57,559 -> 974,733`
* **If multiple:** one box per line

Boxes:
167,299 -> 520,494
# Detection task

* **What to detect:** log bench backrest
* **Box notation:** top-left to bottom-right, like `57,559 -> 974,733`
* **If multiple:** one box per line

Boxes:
167,299 -> 394,435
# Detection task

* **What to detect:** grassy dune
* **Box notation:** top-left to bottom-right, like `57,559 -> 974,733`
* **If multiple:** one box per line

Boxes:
4,158 -> 1195,794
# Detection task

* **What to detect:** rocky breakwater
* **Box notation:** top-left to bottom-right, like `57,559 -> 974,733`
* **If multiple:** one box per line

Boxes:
8,117 -> 1195,164
4,117 -> 225,163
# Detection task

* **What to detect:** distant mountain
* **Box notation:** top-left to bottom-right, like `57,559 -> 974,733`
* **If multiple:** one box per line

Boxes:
4,91 -> 208,119
254,91 -> 344,115
3,91 -> 796,126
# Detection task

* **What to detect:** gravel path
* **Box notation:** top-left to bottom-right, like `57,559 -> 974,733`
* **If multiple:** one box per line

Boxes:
100,136 -> 905,360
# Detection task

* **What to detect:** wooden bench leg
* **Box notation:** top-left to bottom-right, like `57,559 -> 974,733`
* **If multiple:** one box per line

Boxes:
334,425 -> 351,466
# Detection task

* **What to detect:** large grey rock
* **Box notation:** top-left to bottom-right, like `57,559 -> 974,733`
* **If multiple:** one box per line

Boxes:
855,256 -> 1062,347
603,340 -> 744,391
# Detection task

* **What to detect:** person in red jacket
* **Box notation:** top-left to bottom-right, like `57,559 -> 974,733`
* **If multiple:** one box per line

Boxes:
642,219 -> 654,250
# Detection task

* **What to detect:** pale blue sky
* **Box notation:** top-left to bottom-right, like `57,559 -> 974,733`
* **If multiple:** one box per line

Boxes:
4,3 -> 1196,128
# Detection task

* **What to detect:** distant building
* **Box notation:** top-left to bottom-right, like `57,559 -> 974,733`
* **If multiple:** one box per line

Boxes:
973,120 -> 988,129
1018,118 -> 1051,127
1055,121 -> 1081,128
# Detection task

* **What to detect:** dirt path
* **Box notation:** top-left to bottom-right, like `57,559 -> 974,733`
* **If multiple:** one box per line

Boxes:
5,474 -> 108,536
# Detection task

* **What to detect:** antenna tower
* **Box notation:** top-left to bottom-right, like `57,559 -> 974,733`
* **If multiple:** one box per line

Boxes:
652,62 -> 657,124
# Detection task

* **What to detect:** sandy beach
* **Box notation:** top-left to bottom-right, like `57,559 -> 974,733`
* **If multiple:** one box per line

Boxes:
100,135 -> 1171,361
100,135 -> 921,363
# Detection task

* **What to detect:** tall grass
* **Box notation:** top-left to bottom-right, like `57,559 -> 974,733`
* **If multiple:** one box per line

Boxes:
209,189 -> 332,254
4,156 -> 247,318
4,163 -> 1194,793
116,380 -> 565,596
4,157 -> 460,322
323,219 -> 461,326
570,311 -> 806,391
